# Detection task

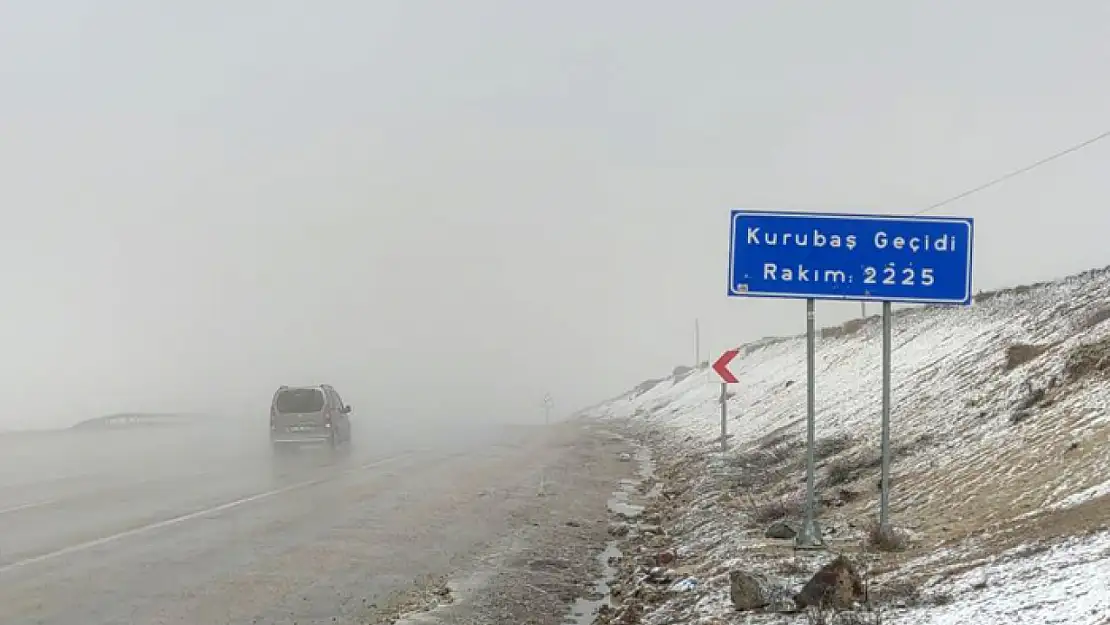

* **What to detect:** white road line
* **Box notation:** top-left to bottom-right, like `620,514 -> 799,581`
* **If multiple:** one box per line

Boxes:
0,499 -> 60,516
0,470 -> 239,517
0,455 -> 401,573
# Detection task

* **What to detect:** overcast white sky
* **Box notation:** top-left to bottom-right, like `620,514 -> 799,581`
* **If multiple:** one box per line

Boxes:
1,1 -> 1109,429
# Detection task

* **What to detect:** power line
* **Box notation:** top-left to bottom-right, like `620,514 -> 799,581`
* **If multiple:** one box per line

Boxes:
916,129 -> 1110,215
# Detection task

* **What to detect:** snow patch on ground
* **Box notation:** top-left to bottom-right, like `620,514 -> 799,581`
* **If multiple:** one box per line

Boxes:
1049,479 -> 1110,512
892,531 -> 1110,624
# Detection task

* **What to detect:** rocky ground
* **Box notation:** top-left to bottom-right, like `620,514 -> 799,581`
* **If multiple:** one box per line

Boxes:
360,420 -> 639,625
582,417 -> 1110,625
586,421 -> 903,625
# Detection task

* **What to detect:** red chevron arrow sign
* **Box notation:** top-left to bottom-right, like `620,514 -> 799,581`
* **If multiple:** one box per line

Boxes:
712,348 -> 740,384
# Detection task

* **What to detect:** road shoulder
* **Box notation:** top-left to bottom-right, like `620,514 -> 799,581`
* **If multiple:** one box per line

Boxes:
364,420 -> 636,625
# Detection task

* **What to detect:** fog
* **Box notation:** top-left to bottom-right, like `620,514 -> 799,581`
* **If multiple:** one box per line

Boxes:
2,1 -> 1109,430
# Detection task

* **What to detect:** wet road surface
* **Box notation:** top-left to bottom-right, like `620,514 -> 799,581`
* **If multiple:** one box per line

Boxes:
0,419 -> 577,624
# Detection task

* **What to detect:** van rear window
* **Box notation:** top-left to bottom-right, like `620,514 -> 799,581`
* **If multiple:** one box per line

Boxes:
275,388 -> 325,413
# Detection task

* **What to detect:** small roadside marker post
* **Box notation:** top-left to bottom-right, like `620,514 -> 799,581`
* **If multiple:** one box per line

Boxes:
726,209 -> 975,547
712,348 -> 740,452
539,393 -> 554,496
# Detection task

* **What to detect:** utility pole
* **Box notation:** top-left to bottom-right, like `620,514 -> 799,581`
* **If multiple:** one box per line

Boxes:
695,318 -> 701,367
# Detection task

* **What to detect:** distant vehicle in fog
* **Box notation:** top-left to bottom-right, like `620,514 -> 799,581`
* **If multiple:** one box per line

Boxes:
269,384 -> 352,453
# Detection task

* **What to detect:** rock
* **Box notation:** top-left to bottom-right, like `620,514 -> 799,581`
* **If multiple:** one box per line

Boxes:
672,365 -> 694,378
729,570 -> 767,611
794,554 -> 865,610
670,577 -> 698,592
638,584 -> 669,604
617,510 -> 644,521
765,520 -> 798,539
838,488 -> 862,503
618,602 -> 643,623
645,567 -> 676,584
608,523 -> 631,537
619,452 -> 633,462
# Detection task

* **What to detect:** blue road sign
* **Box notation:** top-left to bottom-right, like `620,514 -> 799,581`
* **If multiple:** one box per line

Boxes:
728,210 -> 974,305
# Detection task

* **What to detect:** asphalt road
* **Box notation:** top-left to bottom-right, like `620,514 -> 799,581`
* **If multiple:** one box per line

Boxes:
0,418 -> 577,625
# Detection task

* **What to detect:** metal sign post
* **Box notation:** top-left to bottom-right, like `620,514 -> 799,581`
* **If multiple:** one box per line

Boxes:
797,298 -> 821,547
726,209 -> 975,545
880,301 -> 893,531
719,382 -> 728,452
712,348 -> 740,453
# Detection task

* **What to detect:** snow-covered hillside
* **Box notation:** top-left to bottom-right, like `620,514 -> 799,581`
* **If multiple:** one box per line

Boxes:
587,265 -> 1110,624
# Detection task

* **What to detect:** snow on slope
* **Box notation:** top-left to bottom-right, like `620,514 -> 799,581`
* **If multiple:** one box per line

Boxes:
588,265 -> 1110,624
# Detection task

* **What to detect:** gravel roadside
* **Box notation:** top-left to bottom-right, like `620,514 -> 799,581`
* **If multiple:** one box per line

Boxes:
362,420 -> 638,625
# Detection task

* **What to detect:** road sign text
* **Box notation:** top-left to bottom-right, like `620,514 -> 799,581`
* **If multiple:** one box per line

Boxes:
728,210 -> 974,304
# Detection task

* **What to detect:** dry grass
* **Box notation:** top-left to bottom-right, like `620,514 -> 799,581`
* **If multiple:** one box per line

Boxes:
744,334 -> 795,355
877,397 -> 1110,570
1004,343 -> 1053,371
803,605 -> 884,625
821,317 -> 876,341
974,280 -> 1051,304
928,592 -> 954,606
815,434 -> 857,461
750,493 -> 806,525
826,459 -> 857,487
894,433 -> 936,458
865,522 -> 909,553
873,578 -> 921,606
757,431 -> 799,453
1082,306 -> 1110,330
631,377 -> 665,396
824,452 -> 881,487
777,558 -> 813,576
1064,335 -> 1110,382
726,435 -> 805,492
